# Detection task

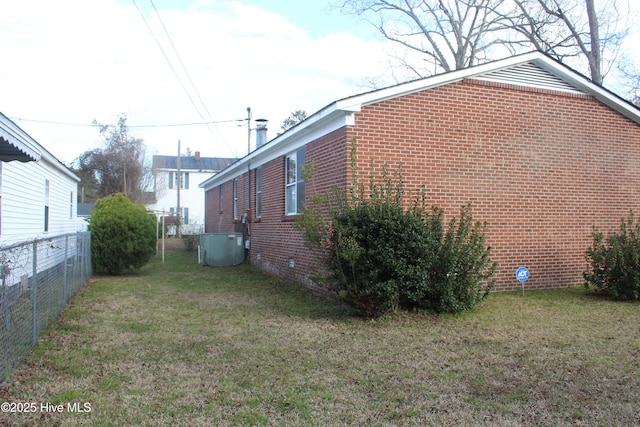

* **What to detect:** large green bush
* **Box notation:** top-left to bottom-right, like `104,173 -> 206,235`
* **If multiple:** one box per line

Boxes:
327,202 -> 439,317
297,141 -> 496,317
90,193 -> 157,274
420,204 -> 497,313
584,211 -> 640,300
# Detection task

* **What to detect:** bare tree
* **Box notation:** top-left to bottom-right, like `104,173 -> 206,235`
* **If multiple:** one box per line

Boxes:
618,61 -> 640,106
503,0 -> 628,85
340,0 -> 508,77
339,0 -> 628,85
75,115 -> 152,203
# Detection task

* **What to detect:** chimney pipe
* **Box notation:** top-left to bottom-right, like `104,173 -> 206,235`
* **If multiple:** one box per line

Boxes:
195,151 -> 201,160
255,119 -> 268,148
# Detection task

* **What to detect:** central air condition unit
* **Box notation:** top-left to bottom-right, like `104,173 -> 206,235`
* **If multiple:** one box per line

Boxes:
198,233 -> 245,266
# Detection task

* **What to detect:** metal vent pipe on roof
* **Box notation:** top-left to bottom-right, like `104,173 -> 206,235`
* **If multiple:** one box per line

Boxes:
256,119 -> 268,148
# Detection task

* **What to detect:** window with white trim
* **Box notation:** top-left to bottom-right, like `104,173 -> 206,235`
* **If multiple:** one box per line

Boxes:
233,178 -> 239,220
218,183 -> 224,211
285,147 -> 305,215
256,167 -> 262,219
168,172 -> 189,189
44,180 -> 50,232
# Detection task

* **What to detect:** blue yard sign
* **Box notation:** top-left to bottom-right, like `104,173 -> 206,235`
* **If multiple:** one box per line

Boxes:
516,267 -> 529,282
516,266 -> 529,296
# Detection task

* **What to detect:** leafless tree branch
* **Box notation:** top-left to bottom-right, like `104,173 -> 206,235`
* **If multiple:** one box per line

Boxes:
337,0 -> 630,85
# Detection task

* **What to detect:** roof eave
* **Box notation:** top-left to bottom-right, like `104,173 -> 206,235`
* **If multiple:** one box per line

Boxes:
199,52 -> 640,190
199,104 -> 352,190
519,55 -> 640,124
0,114 -> 42,162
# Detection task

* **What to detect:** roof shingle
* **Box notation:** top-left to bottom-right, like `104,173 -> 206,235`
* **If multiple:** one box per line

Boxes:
152,155 -> 237,171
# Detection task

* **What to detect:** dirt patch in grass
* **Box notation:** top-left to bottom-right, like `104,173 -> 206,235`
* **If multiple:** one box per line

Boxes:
1,251 -> 640,426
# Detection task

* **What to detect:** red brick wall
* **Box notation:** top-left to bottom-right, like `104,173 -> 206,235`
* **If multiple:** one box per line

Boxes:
204,128 -> 349,288
204,79 -> 640,292
204,177 -> 246,234
349,79 -> 640,291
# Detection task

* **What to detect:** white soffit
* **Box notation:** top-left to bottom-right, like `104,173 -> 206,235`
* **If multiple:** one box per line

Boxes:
471,62 -> 585,95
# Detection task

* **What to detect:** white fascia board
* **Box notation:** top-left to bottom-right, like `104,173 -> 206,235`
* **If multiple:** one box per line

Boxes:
198,166 -> 246,189
336,53 -> 565,108
251,110 -> 354,168
42,150 -> 81,182
339,51 -> 640,124
530,56 -> 640,124
199,107 -> 353,190
334,53 -> 546,109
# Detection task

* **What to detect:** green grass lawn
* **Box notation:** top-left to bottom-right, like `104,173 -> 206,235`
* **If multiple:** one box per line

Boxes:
1,250 -> 640,426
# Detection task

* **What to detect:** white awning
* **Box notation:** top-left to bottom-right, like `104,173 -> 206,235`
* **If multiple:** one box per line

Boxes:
0,115 -> 41,162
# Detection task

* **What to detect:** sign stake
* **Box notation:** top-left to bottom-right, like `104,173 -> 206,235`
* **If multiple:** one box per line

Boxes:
516,266 -> 529,296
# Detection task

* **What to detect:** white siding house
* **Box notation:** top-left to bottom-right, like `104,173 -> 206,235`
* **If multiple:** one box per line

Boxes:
0,113 -> 80,246
147,153 -> 236,235
0,114 -> 89,382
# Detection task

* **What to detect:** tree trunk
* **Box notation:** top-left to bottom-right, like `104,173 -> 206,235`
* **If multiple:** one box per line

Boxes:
585,0 -> 602,85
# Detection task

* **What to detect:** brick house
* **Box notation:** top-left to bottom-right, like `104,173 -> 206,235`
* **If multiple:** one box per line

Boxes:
200,52 -> 640,292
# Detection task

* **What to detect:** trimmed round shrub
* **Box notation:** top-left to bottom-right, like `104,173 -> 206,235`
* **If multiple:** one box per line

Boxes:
90,193 -> 157,274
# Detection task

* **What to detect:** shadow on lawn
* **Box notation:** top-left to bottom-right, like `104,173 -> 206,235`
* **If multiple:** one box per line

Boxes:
148,250 -> 356,321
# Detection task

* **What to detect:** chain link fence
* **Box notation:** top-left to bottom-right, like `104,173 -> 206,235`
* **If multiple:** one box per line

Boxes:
0,232 -> 91,382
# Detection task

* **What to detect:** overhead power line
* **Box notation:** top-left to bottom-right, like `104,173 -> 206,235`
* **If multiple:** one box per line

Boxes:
148,0 -> 217,125
10,117 -> 246,128
130,0 -> 236,154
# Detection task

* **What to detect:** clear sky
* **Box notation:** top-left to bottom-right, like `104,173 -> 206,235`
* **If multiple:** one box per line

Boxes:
221,0 -> 375,38
0,0 -> 637,165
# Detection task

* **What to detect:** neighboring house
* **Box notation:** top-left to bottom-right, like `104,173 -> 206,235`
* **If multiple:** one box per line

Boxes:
200,51 -> 640,292
0,112 -> 80,246
148,153 -> 236,235
76,203 -> 94,232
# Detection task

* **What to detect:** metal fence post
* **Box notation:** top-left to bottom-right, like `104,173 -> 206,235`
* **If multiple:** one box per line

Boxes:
2,267 -> 8,330
63,234 -> 68,304
81,233 -> 86,285
31,240 -> 38,346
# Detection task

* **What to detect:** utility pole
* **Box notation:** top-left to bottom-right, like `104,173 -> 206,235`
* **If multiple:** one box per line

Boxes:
176,140 -> 181,239
247,107 -> 252,155
247,107 -> 251,213
122,139 -> 127,196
